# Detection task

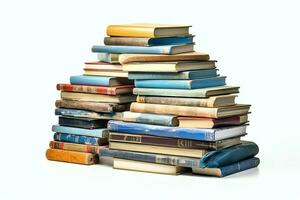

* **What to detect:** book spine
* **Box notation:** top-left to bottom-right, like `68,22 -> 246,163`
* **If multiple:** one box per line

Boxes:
106,25 -> 155,37
49,141 -> 102,154
130,102 -> 218,118
60,92 -> 122,103
97,53 -> 120,63
52,125 -> 109,138
70,75 -> 111,86
104,37 -> 150,46
122,111 -> 178,126
58,117 -> 108,129
56,84 -> 118,95
133,88 -> 207,98
91,45 -> 172,54
46,148 -> 99,165
55,108 -> 124,120
220,157 -> 260,177
54,132 -> 108,146
128,72 -> 189,80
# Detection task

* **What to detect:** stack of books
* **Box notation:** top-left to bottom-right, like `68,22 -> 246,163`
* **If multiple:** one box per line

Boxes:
96,23 -> 260,177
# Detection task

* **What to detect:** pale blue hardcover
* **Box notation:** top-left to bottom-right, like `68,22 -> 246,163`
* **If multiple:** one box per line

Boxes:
70,75 -> 113,86
52,125 -> 108,138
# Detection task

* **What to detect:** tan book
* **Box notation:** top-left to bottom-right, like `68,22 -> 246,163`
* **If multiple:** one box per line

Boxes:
84,61 -> 122,70
130,102 -> 251,118
113,158 -> 185,175
109,142 -> 207,158
49,141 -> 107,154
97,53 -> 120,63
83,70 -> 128,78
61,92 -> 136,103
119,52 -> 210,64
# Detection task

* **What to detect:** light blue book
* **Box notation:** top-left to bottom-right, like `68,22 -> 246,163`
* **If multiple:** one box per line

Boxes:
134,76 -> 226,89
70,75 -> 132,86
52,125 -> 108,138
55,108 -> 123,120
128,69 -> 218,80
91,43 -> 194,55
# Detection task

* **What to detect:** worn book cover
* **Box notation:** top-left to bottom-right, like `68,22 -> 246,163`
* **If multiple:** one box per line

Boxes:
49,141 -> 106,154
58,116 -> 108,129
52,125 -> 109,138
54,132 -> 108,146
55,108 -> 123,120
97,53 -> 120,63
70,75 -> 132,86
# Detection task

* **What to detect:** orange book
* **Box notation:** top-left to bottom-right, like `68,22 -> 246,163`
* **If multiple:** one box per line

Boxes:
46,149 -> 99,165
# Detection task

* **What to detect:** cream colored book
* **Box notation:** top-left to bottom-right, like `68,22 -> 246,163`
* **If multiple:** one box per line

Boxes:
83,70 -> 128,78
97,53 -> 120,63
61,92 -> 136,103
113,158 -> 185,175
84,61 -> 122,70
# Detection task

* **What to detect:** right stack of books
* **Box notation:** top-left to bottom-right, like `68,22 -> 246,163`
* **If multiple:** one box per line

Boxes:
98,23 -> 259,177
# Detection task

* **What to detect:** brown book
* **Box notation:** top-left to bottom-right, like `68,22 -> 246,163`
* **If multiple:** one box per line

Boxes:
45,148 -> 99,165
178,115 -> 248,128
55,100 -> 130,112
109,132 -> 241,150
49,141 -> 107,154
61,92 -> 136,103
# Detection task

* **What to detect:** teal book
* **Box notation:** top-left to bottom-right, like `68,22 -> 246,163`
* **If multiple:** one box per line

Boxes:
134,76 -> 226,89
52,125 -> 109,138
128,69 -> 218,80
70,75 -> 132,86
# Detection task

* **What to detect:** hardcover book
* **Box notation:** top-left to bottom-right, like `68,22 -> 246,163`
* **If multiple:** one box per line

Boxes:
54,132 -> 108,146
108,120 -> 247,141
70,75 -> 132,86
84,61 -> 122,71
55,108 -> 123,120
49,141 -> 106,154
52,125 -> 109,138
83,70 -> 128,78
130,103 -> 251,118
97,53 -> 120,63
46,148 -> 99,165
58,116 -> 108,129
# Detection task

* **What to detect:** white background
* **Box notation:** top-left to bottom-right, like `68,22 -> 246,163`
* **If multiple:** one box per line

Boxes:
0,0 -> 299,199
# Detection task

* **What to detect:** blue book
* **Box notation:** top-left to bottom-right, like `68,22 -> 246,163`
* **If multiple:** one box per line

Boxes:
128,69 -> 218,80
52,125 -> 108,138
108,121 -> 247,141
70,75 -> 132,86
55,108 -> 123,120
91,43 -> 194,55
54,132 -> 107,145
134,76 -> 226,89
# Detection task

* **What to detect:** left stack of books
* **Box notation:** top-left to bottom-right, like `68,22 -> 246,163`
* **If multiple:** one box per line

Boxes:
46,54 -> 135,165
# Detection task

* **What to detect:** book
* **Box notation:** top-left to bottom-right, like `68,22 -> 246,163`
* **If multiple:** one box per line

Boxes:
113,158 -> 185,175
58,116 -> 108,129
54,132 -> 108,146
106,23 -> 191,38
56,84 -> 133,95
108,132 -> 242,150
178,115 -> 248,128
92,43 -> 194,55
123,61 -> 216,72
55,100 -> 130,112
52,125 -> 109,138
122,111 -> 178,126
119,52 -> 210,64
84,61 -> 122,71
133,86 -> 240,97
97,53 -> 120,63
130,103 -> 251,118
108,120 -> 247,141
136,95 -> 237,107
70,75 -> 132,86
49,141 -> 106,154
55,108 -> 123,120
192,157 -> 260,177
46,148 -> 99,165
104,36 -> 194,46
128,69 -> 218,80
134,76 -> 226,89
61,92 -> 136,103
83,70 -> 128,78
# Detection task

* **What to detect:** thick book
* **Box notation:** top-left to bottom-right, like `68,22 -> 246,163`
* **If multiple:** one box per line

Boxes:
192,157 -> 260,177
58,116 -> 108,129
122,111 -> 178,126
136,95 -> 237,108
108,120 -> 247,141
92,43 -> 194,55
83,70 -> 128,78
55,100 -> 130,113
84,61 -> 122,71
109,142 -> 207,158
109,132 -> 242,150
113,158 -> 185,175
104,36 -> 194,46
55,108 -> 123,120
70,75 -> 132,86
106,23 -> 191,38
49,141 -> 106,154
119,52 -> 209,64
57,84 -> 133,95
52,125 -> 109,138
128,69 -> 218,80
61,92 -> 136,103
133,86 -> 240,97
130,103 -> 251,118
97,53 -> 120,63
123,61 -> 215,72
54,132 -> 108,146
46,148 -> 99,165
178,115 -> 248,128
134,76 -> 226,89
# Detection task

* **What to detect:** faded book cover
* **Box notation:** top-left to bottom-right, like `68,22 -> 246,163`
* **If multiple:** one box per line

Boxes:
49,141 -> 106,154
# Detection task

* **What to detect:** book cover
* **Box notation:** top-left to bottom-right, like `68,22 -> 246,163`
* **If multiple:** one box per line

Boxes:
122,111 -> 178,126
54,132 -> 108,146
55,100 -> 130,113
52,125 -> 109,138
58,116 -> 108,129
108,120 -> 247,141
46,148 -> 99,165
128,69 -> 218,80
83,70 -> 128,78
97,53 -> 120,63
70,75 -> 132,86
55,108 -> 123,120
134,76 -> 226,89
84,61 -> 122,71
49,141 -> 106,154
